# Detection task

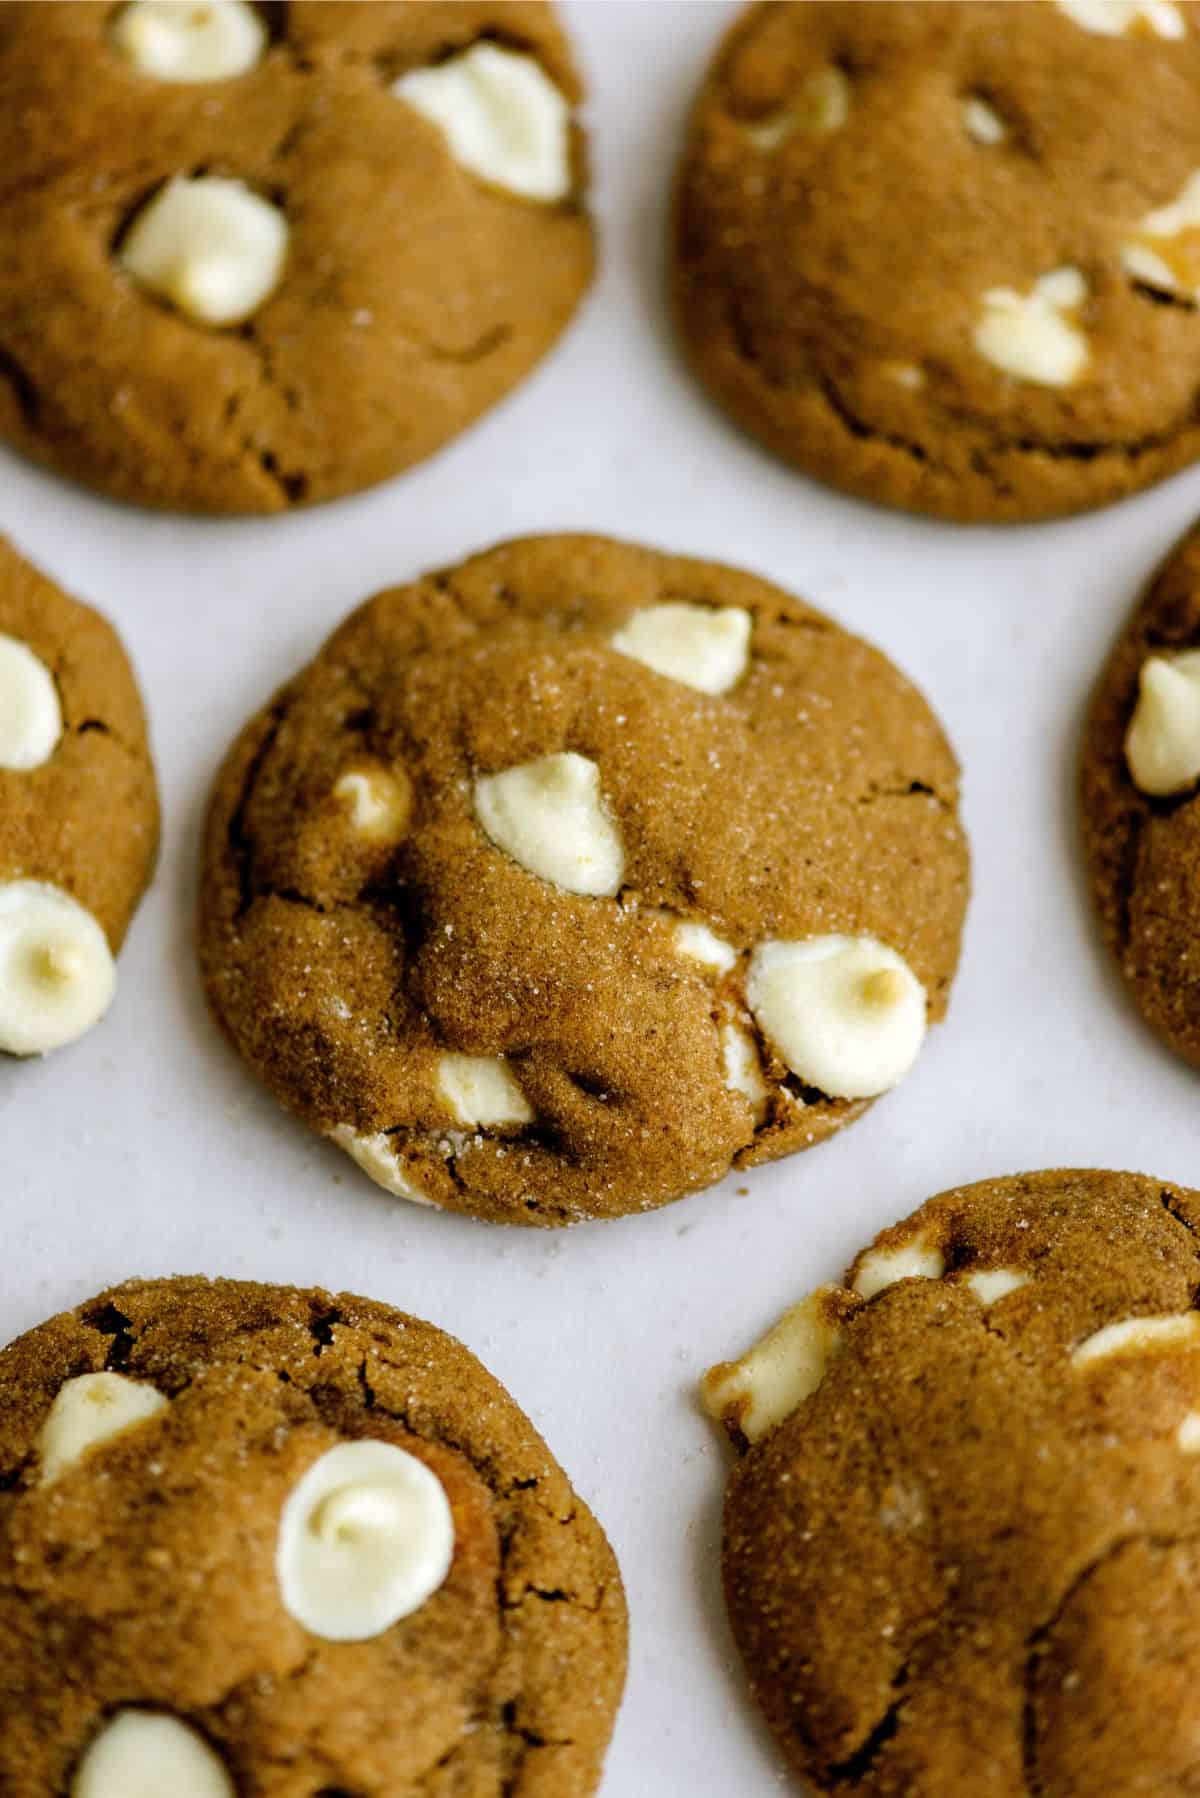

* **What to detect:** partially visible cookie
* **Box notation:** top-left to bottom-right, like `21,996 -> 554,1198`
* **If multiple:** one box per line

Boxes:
702,1168 -> 1200,1796
674,1 -> 1200,521
0,538 -> 158,1057
1082,522 -> 1200,1069
0,2 -> 592,512
198,533 -> 969,1225
0,1275 -> 627,1796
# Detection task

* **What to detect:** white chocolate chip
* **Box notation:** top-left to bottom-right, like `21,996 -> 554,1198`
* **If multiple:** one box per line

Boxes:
327,1126 -> 435,1208
73,1711 -> 233,1798
111,0 -> 266,82
743,66 -> 850,150
393,44 -> 570,202
333,766 -> 412,845
883,360 -> 925,391
1053,0 -> 1185,35
1072,1312 -> 1200,1368
611,603 -> 752,696
974,267 -> 1090,387
745,934 -> 927,1101
1122,170 -> 1200,300
675,921 -> 737,974
277,1439 -> 454,1641
119,176 -> 287,327
1124,650 -> 1200,796
1178,1411 -> 1200,1451
437,1053 -> 532,1127
853,1237 -> 945,1301
474,752 -> 624,897
964,1267 -> 1030,1305
720,1019 -> 769,1122
0,881 -> 117,1057
0,633 -> 62,770
38,1373 -> 167,1487
962,96 -> 1007,144
701,1289 -> 844,1443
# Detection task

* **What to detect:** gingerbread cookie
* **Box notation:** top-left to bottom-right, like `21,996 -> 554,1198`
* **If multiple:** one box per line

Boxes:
702,1168 -> 1200,1796
198,533 -> 969,1225
0,1275 -> 626,1796
674,0 -> 1200,522
1081,521 -> 1200,1069
0,538 -> 158,1057
0,2 -> 592,513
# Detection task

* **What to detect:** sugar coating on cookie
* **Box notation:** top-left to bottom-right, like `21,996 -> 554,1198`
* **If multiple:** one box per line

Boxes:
38,1371 -> 168,1486
119,176 -> 288,327
73,1711 -> 234,1798
703,1170 -> 1200,1793
0,633 -> 61,770
200,536 -> 967,1225
393,43 -> 571,203
0,1278 -> 626,1794
111,0 -> 266,83
675,1 -> 1200,521
0,881 -> 117,1057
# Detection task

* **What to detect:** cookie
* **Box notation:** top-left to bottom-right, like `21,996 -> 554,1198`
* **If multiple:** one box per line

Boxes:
198,533 -> 969,1226
0,2 -> 592,513
1081,521 -> 1200,1069
702,1168 -> 1200,1796
0,1275 -> 626,1796
0,537 -> 158,1057
674,0 -> 1200,522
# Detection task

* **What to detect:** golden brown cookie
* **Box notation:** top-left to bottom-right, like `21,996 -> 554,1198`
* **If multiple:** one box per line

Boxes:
674,0 -> 1200,522
0,1275 -> 626,1797
198,533 -> 969,1226
0,537 -> 158,1057
702,1168 -> 1200,1797
0,2 -> 592,513
1082,521 -> 1200,1070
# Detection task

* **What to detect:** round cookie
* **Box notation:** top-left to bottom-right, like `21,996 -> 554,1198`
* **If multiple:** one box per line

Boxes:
0,2 -> 592,513
0,536 -> 158,1057
702,1168 -> 1200,1797
674,0 -> 1200,523
1082,521 -> 1200,1069
0,1275 -> 627,1796
198,533 -> 969,1226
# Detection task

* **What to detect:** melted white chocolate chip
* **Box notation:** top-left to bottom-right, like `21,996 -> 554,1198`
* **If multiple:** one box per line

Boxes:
1073,1312 -> 1200,1368
1125,650 -> 1200,796
962,96 -> 1007,145
277,1439 -> 455,1640
675,921 -> 737,974
611,602 -> 752,696
393,44 -> 571,202
1178,1410 -> 1200,1451
702,1289 -> 844,1443
1122,170 -> 1200,300
327,1126 -> 436,1208
1053,0 -> 1185,35
119,175 -> 287,327
111,0 -> 266,82
746,934 -> 927,1101
964,1267 -> 1030,1305
73,1711 -> 234,1798
974,267 -> 1090,387
474,751 -> 624,897
743,66 -> 850,149
334,766 -> 412,845
720,1019 -> 769,1121
437,1053 -> 532,1127
0,633 -> 62,770
38,1373 -> 167,1487
0,881 -> 117,1057
853,1237 -> 945,1301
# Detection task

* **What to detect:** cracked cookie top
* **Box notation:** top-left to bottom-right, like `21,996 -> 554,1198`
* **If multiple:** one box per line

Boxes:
674,0 -> 1200,522
198,533 -> 968,1225
702,1168 -> 1200,1796
0,1276 -> 626,1796
1082,519 -> 1200,1070
0,2 -> 592,513
0,537 -> 158,1058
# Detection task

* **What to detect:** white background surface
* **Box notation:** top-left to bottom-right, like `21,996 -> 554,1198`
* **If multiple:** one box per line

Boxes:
4,4 -> 1200,1793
